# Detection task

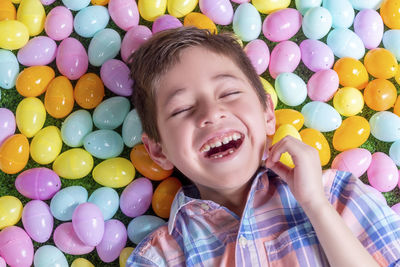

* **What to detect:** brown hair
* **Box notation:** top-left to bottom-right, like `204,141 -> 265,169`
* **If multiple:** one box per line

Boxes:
128,27 -> 267,142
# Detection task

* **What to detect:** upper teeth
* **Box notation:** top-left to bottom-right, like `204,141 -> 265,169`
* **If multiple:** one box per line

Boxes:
200,133 -> 241,153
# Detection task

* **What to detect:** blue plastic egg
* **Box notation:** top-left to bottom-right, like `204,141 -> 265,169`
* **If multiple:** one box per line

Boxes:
88,187 -> 119,221
88,28 -> 121,67
62,0 -> 90,11
383,30 -> 400,61
127,215 -> 165,244
369,111 -> 400,142
93,96 -> 131,130
232,3 -> 261,41
275,73 -> 307,106
348,0 -> 382,10
0,49 -> 19,89
389,139 -> 400,166
295,0 -> 322,15
301,101 -> 342,132
74,5 -> 109,38
302,7 -> 332,40
50,186 -> 88,221
327,28 -> 365,59
322,0 -> 354,29
61,110 -> 93,147
83,129 -> 124,159
34,245 -> 68,267
122,109 -> 143,148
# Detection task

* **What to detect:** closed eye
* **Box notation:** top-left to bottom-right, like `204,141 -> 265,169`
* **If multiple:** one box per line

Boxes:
220,91 -> 241,98
171,107 -> 193,117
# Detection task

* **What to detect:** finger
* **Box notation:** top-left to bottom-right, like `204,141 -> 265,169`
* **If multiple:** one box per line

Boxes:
269,136 -> 316,166
266,160 -> 292,184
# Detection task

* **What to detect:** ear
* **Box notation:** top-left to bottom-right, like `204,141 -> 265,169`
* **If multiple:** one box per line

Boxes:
264,94 -> 276,136
142,133 -> 174,170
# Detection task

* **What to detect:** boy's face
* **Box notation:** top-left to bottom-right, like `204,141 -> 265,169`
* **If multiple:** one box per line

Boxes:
145,46 -> 275,193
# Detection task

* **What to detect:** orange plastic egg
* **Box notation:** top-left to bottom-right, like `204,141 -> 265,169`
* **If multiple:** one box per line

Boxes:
380,0 -> 400,29
299,128 -> 330,166
74,73 -> 104,109
91,0 -> 109,5
152,177 -> 182,218
275,109 -> 304,131
364,79 -> 397,111
395,63 -> 400,86
0,134 -> 29,174
332,116 -> 370,152
16,65 -> 55,97
0,0 -> 16,20
394,95 -> 400,117
183,12 -> 217,34
130,144 -> 173,181
364,48 -> 398,79
333,57 -> 369,89
45,76 -> 74,118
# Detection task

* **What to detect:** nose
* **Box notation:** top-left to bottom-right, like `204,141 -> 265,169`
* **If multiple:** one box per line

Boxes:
196,100 -> 227,128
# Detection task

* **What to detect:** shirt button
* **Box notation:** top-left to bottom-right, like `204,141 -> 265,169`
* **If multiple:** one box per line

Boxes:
239,235 -> 247,247
201,203 -> 210,211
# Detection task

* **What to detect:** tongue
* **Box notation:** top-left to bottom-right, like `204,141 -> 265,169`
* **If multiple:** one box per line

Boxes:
207,142 -> 236,158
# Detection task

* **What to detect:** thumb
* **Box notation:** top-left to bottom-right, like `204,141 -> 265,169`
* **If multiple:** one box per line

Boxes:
266,159 -> 292,184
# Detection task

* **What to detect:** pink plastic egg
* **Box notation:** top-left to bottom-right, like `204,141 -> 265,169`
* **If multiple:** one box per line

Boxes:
231,0 -> 249,3
354,9 -> 383,49
120,25 -> 152,63
100,59 -> 133,96
262,8 -> 302,42
199,0 -> 233,25
56,37 -> 88,80
15,167 -> 61,200
0,226 -> 33,267
152,14 -> 183,33
53,222 -> 95,255
41,0 -> 56,4
72,203 -> 104,246
392,202 -> 400,215
120,177 -> 153,218
44,6 -> 73,41
108,0 -> 139,31
367,152 -> 399,192
269,40 -> 301,78
96,219 -> 127,263
300,39 -> 334,72
17,36 -> 57,66
244,39 -> 269,75
21,200 -> 53,243
307,69 -> 339,102
331,148 -> 372,178
0,108 -> 16,146
0,257 -> 5,267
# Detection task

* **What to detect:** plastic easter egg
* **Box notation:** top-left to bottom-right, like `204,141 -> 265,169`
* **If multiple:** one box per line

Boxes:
96,219 -> 127,262
72,203 -> 104,246
380,0 -> 400,29
333,87 -> 364,116
93,96 -> 131,130
252,0 -> 290,14
15,167 -> 61,200
93,157 -> 135,188
0,257 -> 5,267
152,14 -> 182,33
275,109 -> 304,131
244,39 -> 269,75
274,72 -> 307,106
138,0 -> 167,21
322,0 -> 354,28
53,149 -> 94,179
41,0 -> 56,4
349,0 -> 382,10
272,124 -> 302,168
121,25 -> 152,63
394,94 -> 400,117
74,6 -> 109,38
353,9 -> 383,49
333,57 -> 369,89
383,30 -> 400,61
120,177 -> 153,217
0,20 -> 29,50
301,101 -> 342,132
0,108 -> 15,146
108,0 -> 139,31
61,109 -> 93,147
167,0 -> 197,18
364,48 -> 398,79
0,226 -> 33,267
16,0 -> 45,36
56,37 -> 88,80
0,134 -> 29,174
295,0 -> 322,15
368,152 -> 399,192
152,177 -> 182,218
74,73 -> 105,109
269,41 -> 301,78
100,59 -> 133,96
83,130 -> 124,159
89,29 -> 121,67
88,187 -> 119,220
44,6 -> 73,41
92,0 -> 109,4
364,79 -> 397,111
327,28 -> 365,59
0,49 -> 19,89
0,196 -> 22,229
299,128 -> 330,166
53,222 -> 95,255
300,39 -> 334,72
393,203 -> 400,215
127,215 -> 165,244
184,12 -> 217,34
119,247 -> 135,267
232,3 -> 262,42
332,116 -> 370,151
260,77 -> 278,109
44,76 -> 74,119
17,36 -> 56,67
232,0 -> 250,2
16,65 -> 55,97
331,148 -> 372,178
302,7 -> 332,40
0,0 -> 16,20
34,245 -> 68,267
369,111 -> 400,142
199,0 -> 233,25
22,200 -> 53,242
50,186 -> 88,221
122,109 -> 143,148
61,0 -> 90,11
30,126 -> 62,165
307,69 -> 339,102
389,139 -> 400,166
130,144 -> 173,181
71,258 -> 95,267
262,8 -> 302,42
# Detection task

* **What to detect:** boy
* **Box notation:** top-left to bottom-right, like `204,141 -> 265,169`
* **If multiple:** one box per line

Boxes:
126,27 -> 400,266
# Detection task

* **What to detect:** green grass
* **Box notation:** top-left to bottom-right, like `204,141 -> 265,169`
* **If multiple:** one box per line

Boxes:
1,0 -> 400,266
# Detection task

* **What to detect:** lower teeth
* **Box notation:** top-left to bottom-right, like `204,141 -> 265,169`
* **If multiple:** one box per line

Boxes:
211,149 -> 234,159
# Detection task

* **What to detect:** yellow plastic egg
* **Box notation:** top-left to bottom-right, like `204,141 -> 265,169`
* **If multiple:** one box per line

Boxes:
91,0 -> 109,5
0,20 -> 29,50
332,116 -> 370,151
0,134 -> 29,174
30,126 -> 62,165
364,79 -> 397,111
93,157 -> 135,188
11,0 -> 21,3
138,0 -> 167,21
333,87 -> 364,117
272,124 -> 302,168
45,76 -> 74,118
16,0 -> 45,36
275,109 -> 304,131
16,65 -> 55,97
168,0 -> 198,18
395,64 -> 400,86
184,12 -> 217,34
0,0 -> 16,20
380,0 -> 400,29
333,57 -> 369,89
53,148 -> 94,179
152,177 -> 182,218
299,128 -> 330,166
0,196 -> 23,230
120,247 -> 135,267
364,48 -> 398,79
252,0 -> 290,14
16,97 -> 46,138
74,73 -> 105,109
71,258 -> 95,267
260,76 -> 278,109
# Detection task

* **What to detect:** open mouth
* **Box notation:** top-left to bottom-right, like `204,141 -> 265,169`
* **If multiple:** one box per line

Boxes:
200,132 -> 244,159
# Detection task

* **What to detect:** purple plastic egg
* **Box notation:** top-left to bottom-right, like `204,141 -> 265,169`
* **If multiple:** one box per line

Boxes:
56,37 -> 88,80
353,9 -> 383,50
45,6 -> 73,41
41,0 -> 56,4
244,39 -> 270,75
108,0 -> 139,31
262,8 -> 302,42
0,108 -> 16,146
96,219 -> 127,263
120,25 -> 152,63
0,257 -> 5,267
72,203 -> 104,246
0,226 -> 34,267
231,0 -> 249,3
364,184 -> 387,205
300,39 -> 334,72
199,0 -> 234,25
367,152 -> 399,192
17,36 -> 57,66
392,202 -> 400,215
22,200 -> 53,243
100,59 -> 133,96
269,40 -> 301,78
307,69 -> 339,102
331,148 -> 372,178
53,222 -> 95,255
120,177 -> 153,218
152,15 -> 183,33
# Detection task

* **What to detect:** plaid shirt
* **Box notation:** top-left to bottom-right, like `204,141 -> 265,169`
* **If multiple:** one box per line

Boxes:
126,168 -> 400,266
